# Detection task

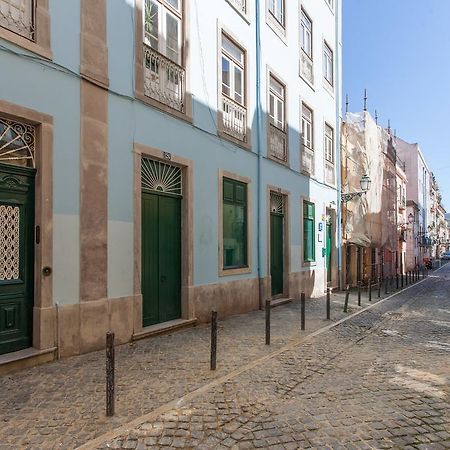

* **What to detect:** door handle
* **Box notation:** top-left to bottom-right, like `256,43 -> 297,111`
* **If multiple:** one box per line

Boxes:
160,275 -> 167,283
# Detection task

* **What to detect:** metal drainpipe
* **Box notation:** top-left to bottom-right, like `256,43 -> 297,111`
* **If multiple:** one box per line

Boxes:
335,0 -> 343,290
255,0 -> 263,309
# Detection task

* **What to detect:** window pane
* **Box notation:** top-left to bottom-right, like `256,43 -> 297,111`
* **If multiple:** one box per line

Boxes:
222,57 -> 231,96
166,13 -> 180,63
270,76 -> 284,97
223,203 -> 246,268
222,35 -> 244,64
277,99 -> 283,127
165,0 -> 180,10
234,66 -> 243,104
269,94 -> 275,119
144,0 -> 159,49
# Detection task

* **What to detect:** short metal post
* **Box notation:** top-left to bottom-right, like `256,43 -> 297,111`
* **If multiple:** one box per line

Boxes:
265,300 -> 270,345
385,277 -> 389,295
301,292 -> 306,330
210,310 -> 218,370
401,272 -> 404,289
344,286 -> 350,313
326,288 -> 331,320
396,274 -> 399,289
368,278 -> 372,302
377,278 -> 381,298
106,331 -> 115,417
357,281 -> 362,306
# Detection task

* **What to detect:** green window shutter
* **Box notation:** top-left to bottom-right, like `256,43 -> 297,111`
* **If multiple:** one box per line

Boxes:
303,201 -> 315,262
223,178 -> 248,269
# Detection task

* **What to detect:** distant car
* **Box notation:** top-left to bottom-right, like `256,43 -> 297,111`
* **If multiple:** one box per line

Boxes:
441,252 -> 450,260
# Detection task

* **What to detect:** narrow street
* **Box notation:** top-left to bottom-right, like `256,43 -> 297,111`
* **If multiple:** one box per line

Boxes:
88,264 -> 450,450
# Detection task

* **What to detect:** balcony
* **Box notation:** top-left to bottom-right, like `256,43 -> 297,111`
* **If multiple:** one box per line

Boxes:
268,124 -> 287,162
222,96 -> 247,142
228,0 -> 246,14
300,51 -> 314,85
325,160 -> 335,185
144,44 -> 185,113
0,0 -> 34,40
301,146 -> 315,175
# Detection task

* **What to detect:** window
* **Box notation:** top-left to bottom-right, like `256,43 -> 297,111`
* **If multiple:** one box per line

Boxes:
323,42 -> 334,86
269,75 -> 285,130
268,0 -> 284,27
144,0 -> 182,64
228,0 -> 246,15
300,9 -> 312,59
221,33 -> 247,142
325,124 -> 334,163
223,178 -> 247,269
301,104 -> 313,149
303,201 -> 315,262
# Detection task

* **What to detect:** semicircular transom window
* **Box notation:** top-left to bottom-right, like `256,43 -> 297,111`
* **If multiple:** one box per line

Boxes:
0,117 -> 35,168
141,158 -> 182,196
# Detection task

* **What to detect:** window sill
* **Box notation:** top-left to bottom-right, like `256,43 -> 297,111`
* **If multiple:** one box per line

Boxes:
225,0 -> 251,24
218,129 -> 252,151
219,266 -> 252,277
299,71 -> 315,91
0,27 -> 52,60
323,80 -> 335,98
266,16 -> 287,45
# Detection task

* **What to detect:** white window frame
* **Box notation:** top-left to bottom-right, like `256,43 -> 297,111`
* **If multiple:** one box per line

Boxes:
301,103 -> 313,150
269,75 -> 285,130
221,33 -> 246,106
324,123 -> 334,163
300,8 -> 312,60
268,0 -> 285,27
323,41 -> 334,86
324,0 -> 334,10
143,0 -> 183,65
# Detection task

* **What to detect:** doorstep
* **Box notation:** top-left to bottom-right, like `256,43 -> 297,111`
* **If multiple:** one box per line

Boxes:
132,318 -> 198,341
0,347 -> 57,375
270,297 -> 293,308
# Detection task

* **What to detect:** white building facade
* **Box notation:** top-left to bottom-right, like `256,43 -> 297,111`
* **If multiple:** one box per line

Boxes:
0,0 -> 342,362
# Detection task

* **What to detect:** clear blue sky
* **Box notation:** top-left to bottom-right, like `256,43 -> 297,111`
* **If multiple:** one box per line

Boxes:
343,0 -> 450,210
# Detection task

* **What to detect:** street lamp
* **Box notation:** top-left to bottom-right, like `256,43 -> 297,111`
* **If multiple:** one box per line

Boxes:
341,174 -> 372,203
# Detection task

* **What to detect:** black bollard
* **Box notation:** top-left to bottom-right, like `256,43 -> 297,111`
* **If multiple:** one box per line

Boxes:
344,286 -> 350,313
326,288 -> 331,321
396,274 -> 399,289
368,278 -> 372,302
210,310 -> 218,369
357,282 -> 362,306
265,300 -> 270,346
385,277 -> 389,295
301,293 -> 306,330
401,272 -> 404,289
106,331 -> 115,417
377,278 -> 381,298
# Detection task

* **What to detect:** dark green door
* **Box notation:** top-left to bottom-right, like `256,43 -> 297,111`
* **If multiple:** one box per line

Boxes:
141,191 -> 181,327
270,213 -> 284,296
0,164 -> 35,355
326,222 -> 332,283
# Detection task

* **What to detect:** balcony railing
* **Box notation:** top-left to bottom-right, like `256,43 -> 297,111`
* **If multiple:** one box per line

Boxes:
0,0 -> 34,40
222,96 -> 247,142
325,160 -> 335,185
301,146 -> 315,175
228,0 -> 246,14
144,44 -> 185,113
269,124 -> 287,162
300,51 -> 314,85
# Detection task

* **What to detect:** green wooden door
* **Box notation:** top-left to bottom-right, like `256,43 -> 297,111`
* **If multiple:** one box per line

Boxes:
326,222 -> 332,283
141,191 -> 181,327
0,164 -> 35,355
270,213 -> 284,296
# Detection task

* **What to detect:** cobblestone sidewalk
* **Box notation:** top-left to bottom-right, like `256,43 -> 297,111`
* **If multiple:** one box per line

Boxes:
87,266 -> 450,450
0,271 -> 442,449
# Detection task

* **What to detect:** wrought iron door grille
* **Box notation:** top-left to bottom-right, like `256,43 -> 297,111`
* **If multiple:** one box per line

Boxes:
270,192 -> 284,215
141,159 -> 182,196
0,117 -> 35,168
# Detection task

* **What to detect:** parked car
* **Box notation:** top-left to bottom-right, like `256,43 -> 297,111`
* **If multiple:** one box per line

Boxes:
441,251 -> 450,260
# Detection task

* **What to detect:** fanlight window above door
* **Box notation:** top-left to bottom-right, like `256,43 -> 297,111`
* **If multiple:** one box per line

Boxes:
270,192 -> 284,215
141,158 -> 182,196
0,117 -> 35,168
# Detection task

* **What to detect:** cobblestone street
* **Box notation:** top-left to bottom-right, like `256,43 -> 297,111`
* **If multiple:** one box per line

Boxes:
1,266 -> 449,449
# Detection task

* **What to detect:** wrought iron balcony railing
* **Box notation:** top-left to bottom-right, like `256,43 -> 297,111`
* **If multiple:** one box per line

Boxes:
268,124 -> 287,162
143,44 -> 185,113
301,145 -> 315,175
228,0 -> 246,14
325,160 -> 335,185
0,0 -> 34,40
300,51 -> 314,85
222,96 -> 247,142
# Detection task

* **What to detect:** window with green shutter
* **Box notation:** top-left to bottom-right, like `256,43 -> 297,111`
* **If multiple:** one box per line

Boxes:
303,201 -> 315,262
223,178 -> 247,269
